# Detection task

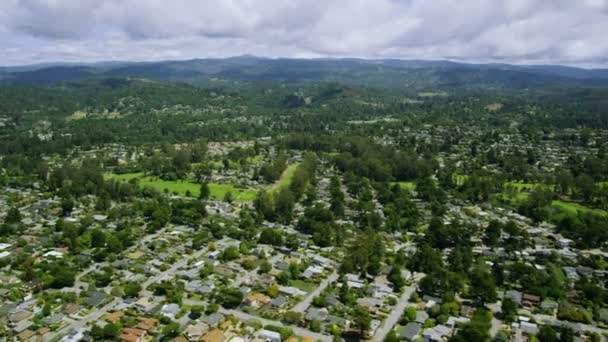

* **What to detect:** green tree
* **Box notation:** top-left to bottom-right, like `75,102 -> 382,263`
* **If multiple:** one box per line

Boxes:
199,183 -> 210,200
352,305 -> 371,336
470,266 -> 497,304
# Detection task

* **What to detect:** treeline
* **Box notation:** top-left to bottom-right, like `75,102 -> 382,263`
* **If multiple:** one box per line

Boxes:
259,151 -> 288,183
282,134 -> 437,182
254,153 -> 317,224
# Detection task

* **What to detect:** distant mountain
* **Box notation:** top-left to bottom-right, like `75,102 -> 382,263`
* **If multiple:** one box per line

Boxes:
2,56 -> 608,91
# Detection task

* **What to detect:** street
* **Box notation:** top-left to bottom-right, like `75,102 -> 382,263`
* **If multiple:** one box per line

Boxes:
292,271 -> 338,313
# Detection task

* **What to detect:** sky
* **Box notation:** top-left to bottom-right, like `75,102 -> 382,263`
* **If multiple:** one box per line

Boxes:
1,0 -> 608,67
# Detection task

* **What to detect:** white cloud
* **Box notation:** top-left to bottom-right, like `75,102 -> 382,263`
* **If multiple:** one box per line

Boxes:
0,0 -> 607,66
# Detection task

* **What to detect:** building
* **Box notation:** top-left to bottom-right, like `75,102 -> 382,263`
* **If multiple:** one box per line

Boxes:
258,329 -> 281,342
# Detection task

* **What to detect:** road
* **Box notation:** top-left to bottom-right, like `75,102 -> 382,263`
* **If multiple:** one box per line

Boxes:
371,274 -> 421,341
534,314 -> 608,335
487,302 -> 503,338
142,247 -> 208,289
221,308 -> 333,342
292,271 -> 338,313
49,298 -> 121,341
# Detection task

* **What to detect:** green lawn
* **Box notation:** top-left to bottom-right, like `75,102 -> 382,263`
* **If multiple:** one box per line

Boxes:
269,162 -> 300,194
290,279 -> 317,293
392,181 -> 416,191
105,173 -> 257,202
552,200 -> 607,217
453,174 -> 468,186
500,192 -> 607,217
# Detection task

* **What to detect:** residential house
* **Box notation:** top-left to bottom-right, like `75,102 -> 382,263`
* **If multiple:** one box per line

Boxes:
271,296 -> 288,309
184,322 -> 210,341
202,328 -> 224,342
120,328 -> 146,342
202,313 -> 225,327
244,293 -> 271,308
160,303 -> 180,319
278,286 -> 306,297
522,294 -> 541,308
258,329 -> 281,342
305,308 -> 328,322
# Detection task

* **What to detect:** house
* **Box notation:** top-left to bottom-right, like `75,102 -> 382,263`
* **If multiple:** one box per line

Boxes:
301,265 -> 324,279
505,290 -> 523,306
305,308 -> 328,322
16,329 -> 35,341
278,286 -> 306,297
356,297 -> 383,311
460,305 -> 475,318
520,321 -> 539,335
62,303 -> 81,316
104,311 -> 125,323
202,313 -> 225,327
563,266 -> 579,281
43,250 -> 63,258
42,313 -> 64,325
415,310 -> 429,324
258,329 -> 281,342
120,328 -> 146,342
522,294 -> 541,308
184,322 -> 210,341
271,296 -> 288,308
558,238 -> 573,248
540,300 -> 558,314
84,291 -> 107,307
160,303 -> 180,319
202,328 -> 224,342
134,297 -> 159,314
244,293 -> 271,308
135,317 -> 159,331
446,316 -> 469,327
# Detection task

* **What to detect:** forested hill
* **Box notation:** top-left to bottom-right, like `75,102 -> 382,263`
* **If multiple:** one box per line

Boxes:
2,57 -> 608,92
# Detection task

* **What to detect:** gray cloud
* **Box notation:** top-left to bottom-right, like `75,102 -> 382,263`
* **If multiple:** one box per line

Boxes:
0,0 -> 607,66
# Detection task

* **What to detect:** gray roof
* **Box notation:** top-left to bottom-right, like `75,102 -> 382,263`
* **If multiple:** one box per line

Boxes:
271,296 -> 288,308
401,322 -> 422,341
505,290 -> 522,305
84,291 -> 107,307
203,312 -> 225,326
305,308 -> 328,321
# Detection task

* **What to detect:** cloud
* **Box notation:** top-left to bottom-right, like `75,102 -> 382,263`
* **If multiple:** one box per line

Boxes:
0,0 -> 607,66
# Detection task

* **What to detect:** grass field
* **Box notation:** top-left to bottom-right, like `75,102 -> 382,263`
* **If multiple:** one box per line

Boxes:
269,163 -> 300,194
105,172 -> 257,202
500,192 -> 607,217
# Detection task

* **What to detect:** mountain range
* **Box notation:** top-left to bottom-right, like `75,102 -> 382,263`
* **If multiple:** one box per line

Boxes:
2,56 -> 608,91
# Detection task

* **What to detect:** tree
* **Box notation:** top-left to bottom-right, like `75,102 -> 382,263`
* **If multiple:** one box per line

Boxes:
402,306 -> 417,323
124,282 -> 142,298
352,305 -> 371,336
199,183 -> 210,200
537,325 -> 559,342
223,191 -> 234,203
470,266 -> 497,304
61,197 -> 75,216
484,220 -> 502,247
162,321 -> 181,337
218,287 -> 243,309
275,188 -> 295,224
500,298 -> 517,322
259,260 -> 272,274
4,207 -> 21,224
384,330 -> 400,342
388,266 -> 404,289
